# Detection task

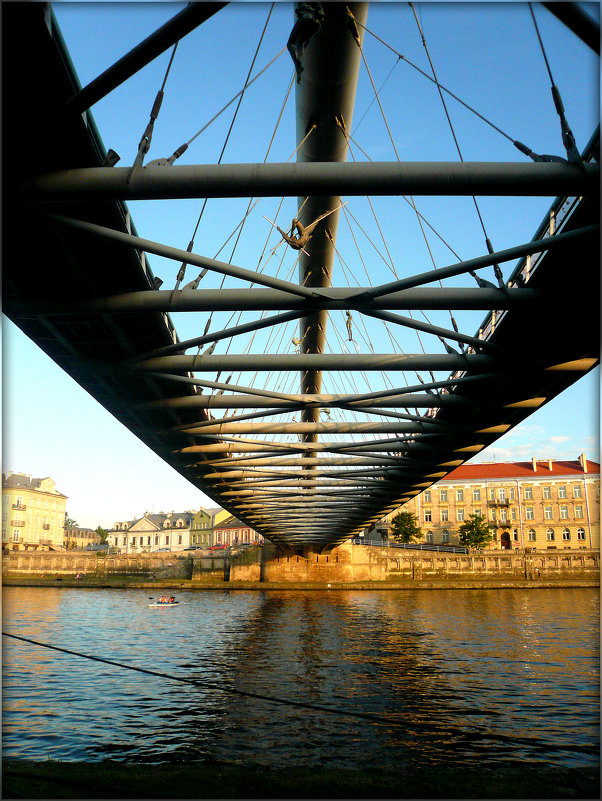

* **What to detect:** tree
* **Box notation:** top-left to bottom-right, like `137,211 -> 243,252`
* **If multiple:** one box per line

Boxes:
389,511 -> 422,543
95,526 -> 109,543
64,513 -> 78,528
458,513 -> 493,549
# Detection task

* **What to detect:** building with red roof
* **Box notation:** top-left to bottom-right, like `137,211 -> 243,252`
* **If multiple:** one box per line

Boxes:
368,454 -> 599,551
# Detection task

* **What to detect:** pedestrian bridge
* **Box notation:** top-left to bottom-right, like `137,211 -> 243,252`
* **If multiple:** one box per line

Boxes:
3,3 -> 599,552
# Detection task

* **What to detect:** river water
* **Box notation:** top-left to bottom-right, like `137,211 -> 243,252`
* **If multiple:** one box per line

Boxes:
2,586 -> 599,770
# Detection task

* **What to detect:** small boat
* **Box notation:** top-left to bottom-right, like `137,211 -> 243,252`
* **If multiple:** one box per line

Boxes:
148,600 -> 179,607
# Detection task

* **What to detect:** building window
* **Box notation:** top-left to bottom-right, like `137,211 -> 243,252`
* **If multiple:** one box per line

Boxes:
457,508 -> 465,522
546,529 -> 555,541
524,487 -> 533,500
425,533 -> 433,543
178,535 -> 182,544
155,535 -> 159,545
473,488 -> 481,502
489,489 -> 495,501
440,490 -> 447,502
490,509 -> 496,521
500,509 -> 507,523
558,486 -> 567,499
123,537 -> 126,546
573,485 -> 582,498
499,488 -> 506,501
562,528 -> 571,541
474,508 -> 481,518
442,531 -> 449,543
424,510 -> 432,522
577,528 -> 586,541
544,506 -> 553,520
560,506 -> 568,519
528,529 -> 536,541
574,505 -> 583,519
509,488 -> 515,500
441,509 -> 449,522
165,536 -> 170,545
423,490 -> 431,503
132,537 -> 136,546
511,508 -> 517,521
543,486 -> 551,499
456,489 -> 464,502
526,507 -> 534,520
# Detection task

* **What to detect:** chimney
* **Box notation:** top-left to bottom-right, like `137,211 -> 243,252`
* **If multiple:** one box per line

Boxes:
579,453 -> 588,472
532,458 -> 537,472
548,459 -> 553,471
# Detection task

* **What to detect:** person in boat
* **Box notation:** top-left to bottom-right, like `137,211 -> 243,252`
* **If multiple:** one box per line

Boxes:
168,596 -> 176,603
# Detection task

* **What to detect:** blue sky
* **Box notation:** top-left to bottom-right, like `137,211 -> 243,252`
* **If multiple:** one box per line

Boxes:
3,2 -> 599,528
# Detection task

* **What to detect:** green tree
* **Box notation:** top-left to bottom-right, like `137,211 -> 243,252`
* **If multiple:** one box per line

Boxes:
95,526 -> 109,543
458,513 -> 493,549
64,513 -> 78,528
389,511 -> 422,543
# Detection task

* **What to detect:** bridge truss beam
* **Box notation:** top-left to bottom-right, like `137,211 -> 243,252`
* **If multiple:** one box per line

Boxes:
2,2 -> 599,552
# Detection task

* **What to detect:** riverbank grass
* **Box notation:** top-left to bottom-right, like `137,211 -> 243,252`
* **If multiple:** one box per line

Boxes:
2,760 -> 599,798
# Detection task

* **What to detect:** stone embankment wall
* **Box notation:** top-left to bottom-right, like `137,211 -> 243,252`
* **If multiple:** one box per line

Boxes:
3,544 -> 599,586
1,551 -> 227,582
229,541 -> 600,584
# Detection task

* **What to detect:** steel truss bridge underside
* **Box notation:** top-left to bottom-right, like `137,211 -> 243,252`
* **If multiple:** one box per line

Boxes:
3,3 -> 599,552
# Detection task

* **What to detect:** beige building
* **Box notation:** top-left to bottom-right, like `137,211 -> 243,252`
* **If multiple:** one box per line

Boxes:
369,455 -> 599,551
64,527 -> 101,550
107,512 -> 195,553
2,472 -> 68,551
107,507 -> 242,552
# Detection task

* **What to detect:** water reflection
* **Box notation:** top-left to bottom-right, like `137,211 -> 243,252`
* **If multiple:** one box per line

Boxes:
2,587 -> 599,769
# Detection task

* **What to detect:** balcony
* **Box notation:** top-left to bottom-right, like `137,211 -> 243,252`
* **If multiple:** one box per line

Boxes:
487,498 -> 509,507
42,523 -> 50,530
10,520 -> 25,526
12,503 -> 26,510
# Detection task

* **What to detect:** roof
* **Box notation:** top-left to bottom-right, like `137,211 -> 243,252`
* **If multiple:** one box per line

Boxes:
112,511 -> 195,531
444,458 -> 600,482
2,472 -> 67,496
214,515 -> 253,530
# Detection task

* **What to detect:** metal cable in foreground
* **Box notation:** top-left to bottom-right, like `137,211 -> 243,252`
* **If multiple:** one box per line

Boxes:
1,630 -> 411,729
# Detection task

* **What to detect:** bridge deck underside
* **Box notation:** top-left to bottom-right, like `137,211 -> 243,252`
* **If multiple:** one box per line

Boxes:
3,4 -> 599,551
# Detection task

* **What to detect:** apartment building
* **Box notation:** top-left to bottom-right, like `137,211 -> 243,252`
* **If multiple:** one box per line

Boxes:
213,515 -> 262,547
64,527 -> 102,550
369,454 -> 599,551
190,508 -> 213,548
2,472 -> 68,550
189,507 -> 227,548
107,511 -> 196,553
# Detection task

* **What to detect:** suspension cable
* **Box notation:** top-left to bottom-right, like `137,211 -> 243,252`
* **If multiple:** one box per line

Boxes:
130,42 -> 179,170
528,2 -> 582,164
346,5 -> 551,161
408,3 -> 504,295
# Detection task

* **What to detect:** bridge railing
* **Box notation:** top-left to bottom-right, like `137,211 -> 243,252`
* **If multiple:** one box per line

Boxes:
351,539 -> 469,554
